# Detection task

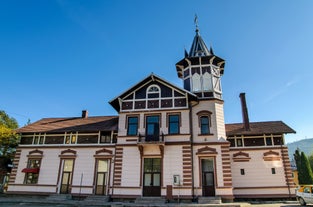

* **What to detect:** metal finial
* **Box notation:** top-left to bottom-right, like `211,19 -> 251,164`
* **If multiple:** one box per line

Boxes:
194,14 -> 199,32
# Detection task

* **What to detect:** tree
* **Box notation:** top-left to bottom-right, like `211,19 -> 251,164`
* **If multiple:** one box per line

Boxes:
294,148 -> 313,185
0,110 -> 19,158
294,149 -> 304,183
308,153 -> 313,176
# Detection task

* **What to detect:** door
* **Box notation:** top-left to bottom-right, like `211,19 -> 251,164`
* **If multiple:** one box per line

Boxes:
146,116 -> 160,141
60,159 -> 74,194
143,158 -> 161,197
95,160 -> 108,195
201,158 -> 215,196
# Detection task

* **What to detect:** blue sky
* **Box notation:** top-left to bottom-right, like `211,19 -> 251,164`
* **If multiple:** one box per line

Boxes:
1,0 -> 312,143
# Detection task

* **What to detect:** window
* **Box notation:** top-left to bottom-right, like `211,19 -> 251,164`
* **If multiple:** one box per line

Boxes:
168,114 -> 180,134
200,116 -> 210,134
146,115 -> 160,141
60,159 -> 74,194
240,169 -> 245,175
266,137 -> 272,146
192,73 -> 201,92
33,133 -> 45,145
127,116 -> 138,136
147,85 -> 160,98
236,138 -> 243,147
65,133 -> 76,144
24,159 -> 41,184
197,111 -> 212,135
271,168 -> 276,174
100,133 -> 111,143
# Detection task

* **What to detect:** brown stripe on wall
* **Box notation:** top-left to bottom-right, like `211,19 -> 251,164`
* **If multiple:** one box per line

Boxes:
113,147 -> 123,186
8,148 -> 22,184
182,145 -> 192,186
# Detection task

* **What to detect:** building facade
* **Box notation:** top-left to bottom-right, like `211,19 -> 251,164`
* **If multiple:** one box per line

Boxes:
7,26 -> 295,201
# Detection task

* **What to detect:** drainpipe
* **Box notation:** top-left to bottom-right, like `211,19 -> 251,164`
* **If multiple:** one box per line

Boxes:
189,103 -> 195,201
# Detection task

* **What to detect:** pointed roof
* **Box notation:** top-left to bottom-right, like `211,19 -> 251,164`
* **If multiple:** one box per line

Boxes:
188,28 -> 212,57
109,73 -> 198,112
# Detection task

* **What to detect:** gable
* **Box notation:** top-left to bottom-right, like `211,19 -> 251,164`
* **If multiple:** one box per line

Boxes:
109,74 -> 197,112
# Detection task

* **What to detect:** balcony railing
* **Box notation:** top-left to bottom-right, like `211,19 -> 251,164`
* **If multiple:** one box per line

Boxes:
138,132 -> 164,143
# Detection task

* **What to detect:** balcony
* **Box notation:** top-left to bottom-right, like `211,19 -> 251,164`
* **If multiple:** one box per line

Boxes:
138,133 -> 165,144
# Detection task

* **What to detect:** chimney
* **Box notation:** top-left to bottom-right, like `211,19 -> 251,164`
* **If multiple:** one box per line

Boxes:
82,110 -> 88,118
239,93 -> 250,131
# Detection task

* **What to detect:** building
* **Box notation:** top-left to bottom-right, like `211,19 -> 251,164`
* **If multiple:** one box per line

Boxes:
7,25 -> 296,201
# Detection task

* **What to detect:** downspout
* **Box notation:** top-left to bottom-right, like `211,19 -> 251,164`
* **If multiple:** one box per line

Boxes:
189,103 -> 195,201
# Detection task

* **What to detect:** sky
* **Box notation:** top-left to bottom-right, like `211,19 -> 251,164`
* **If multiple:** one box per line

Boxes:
1,0 -> 313,143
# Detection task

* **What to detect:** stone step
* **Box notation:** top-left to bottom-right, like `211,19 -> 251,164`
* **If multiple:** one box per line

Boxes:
84,195 -> 110,202
198,196 -> 221,204
46,194 -> 72,201
135,197 -> 166,204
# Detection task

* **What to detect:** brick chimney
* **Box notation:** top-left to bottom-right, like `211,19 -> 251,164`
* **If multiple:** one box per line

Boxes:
239,93 -> 250,131
82,110 -> 88,118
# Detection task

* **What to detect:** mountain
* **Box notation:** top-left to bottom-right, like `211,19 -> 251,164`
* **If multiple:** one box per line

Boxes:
287,138 -> 313,160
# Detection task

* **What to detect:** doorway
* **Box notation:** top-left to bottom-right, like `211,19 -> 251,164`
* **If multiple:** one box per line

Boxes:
60,159 -> 74,194
201,158 -> 215,196
143,158 -> 161,196
95,159 -> 108,195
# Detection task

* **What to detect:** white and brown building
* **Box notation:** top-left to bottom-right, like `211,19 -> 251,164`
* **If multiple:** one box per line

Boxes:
7,26 -> 296,201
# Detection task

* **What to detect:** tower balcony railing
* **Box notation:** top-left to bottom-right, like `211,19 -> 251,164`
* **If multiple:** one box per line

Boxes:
138,132 -> 165,143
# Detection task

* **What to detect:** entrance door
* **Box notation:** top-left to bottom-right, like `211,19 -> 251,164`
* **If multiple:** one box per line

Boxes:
60,159 -> 74,194
95,160 -> 108,195
201,158 -> 215,196
143,158 -> 161,197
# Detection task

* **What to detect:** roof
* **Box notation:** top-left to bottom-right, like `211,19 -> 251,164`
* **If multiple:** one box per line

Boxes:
109,73 -> 198,112
17,116 -> 118,133
225,121 -> 296,136
188,29 -> 212,57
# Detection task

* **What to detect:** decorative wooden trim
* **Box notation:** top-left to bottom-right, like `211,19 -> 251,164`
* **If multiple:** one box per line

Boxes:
95,148 -> 112,155
263,150 -> 279,156
29,149 -> 43,155
233,151 -> 251,162
60,149 -> 77,155
196,146 -> 218,155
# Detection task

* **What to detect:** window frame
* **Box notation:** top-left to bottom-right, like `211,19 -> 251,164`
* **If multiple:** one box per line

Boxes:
24,158 -> 41,184
127,116 -> 139,136
197,111 -> 213,135
168,113 -> 180,135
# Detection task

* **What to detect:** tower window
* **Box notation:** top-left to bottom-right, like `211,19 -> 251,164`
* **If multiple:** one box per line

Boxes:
197,111 -> 212,135
200,116 -> 210,134
192,73 -> 201,92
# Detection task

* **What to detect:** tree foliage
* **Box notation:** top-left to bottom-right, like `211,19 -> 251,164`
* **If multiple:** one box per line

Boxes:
0,110 -> 19,158
294,149 -> 313,184
309,153 -> 313,176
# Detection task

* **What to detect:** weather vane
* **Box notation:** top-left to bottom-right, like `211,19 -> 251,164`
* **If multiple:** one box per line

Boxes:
194,14 -> 199,32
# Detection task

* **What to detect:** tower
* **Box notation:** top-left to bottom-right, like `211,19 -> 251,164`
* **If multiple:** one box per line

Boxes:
176,22 -> 225,99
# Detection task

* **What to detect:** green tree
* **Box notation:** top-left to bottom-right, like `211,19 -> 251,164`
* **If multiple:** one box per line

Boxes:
308,153 -> 313,173
0,110 -> 19,158
294,149 -> 304,183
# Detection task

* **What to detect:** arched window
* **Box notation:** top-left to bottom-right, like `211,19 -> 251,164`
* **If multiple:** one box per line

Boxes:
147,85 -> 160,98
197,110 -> 212,135
192,73 -> 201,92
202,72 -> 212,91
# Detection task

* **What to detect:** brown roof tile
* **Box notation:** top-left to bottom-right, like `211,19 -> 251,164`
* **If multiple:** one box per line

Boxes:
17,116 -> 118,133
225,121 -> 296,136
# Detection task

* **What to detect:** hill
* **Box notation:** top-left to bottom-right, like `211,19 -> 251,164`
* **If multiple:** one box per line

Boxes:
287,138 -> 313,160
